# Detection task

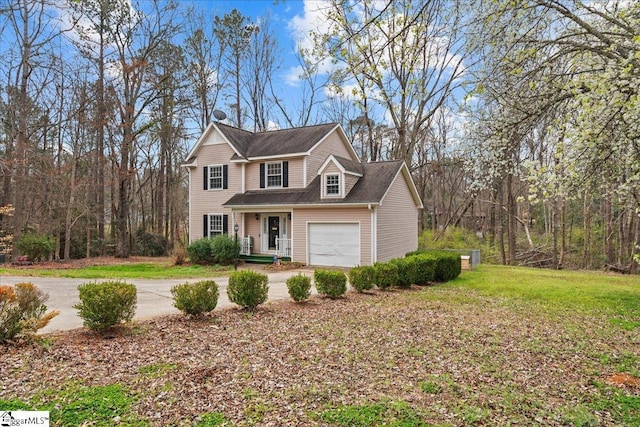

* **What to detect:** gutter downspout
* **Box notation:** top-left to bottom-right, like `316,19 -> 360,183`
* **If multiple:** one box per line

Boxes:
188,169 -> 192,242
369,204 -> 377,265
241,163 -> 246,193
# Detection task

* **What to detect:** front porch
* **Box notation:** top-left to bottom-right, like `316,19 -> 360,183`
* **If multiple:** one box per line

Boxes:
234,211 -> 292,261
239,253 -> 292,264
240,236 -> 291,257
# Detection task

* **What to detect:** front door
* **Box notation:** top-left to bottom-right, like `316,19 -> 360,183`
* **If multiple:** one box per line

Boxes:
268,216 -> 280,250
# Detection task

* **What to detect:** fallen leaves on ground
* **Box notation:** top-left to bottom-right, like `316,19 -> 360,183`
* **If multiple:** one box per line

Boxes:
1,287 -> 638,426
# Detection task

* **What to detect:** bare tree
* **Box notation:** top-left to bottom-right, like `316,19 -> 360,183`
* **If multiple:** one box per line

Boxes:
213,8 -> 257,129
1,0 -> 59,261
108,0 -> 180,257
183,9 -> 226,133
243,13 -> 280,132
308,0 -> 466,164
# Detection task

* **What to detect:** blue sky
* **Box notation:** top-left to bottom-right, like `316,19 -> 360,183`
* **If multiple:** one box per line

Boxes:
181,0 -> 321,91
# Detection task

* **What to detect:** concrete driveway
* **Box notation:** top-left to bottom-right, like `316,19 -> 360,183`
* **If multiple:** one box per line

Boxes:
0,268 -> 316,334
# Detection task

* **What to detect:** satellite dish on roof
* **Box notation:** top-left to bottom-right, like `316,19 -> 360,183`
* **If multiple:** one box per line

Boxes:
213,110 -> 227,121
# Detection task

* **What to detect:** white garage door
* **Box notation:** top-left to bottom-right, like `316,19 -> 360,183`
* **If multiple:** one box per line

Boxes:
308,223 -> 360,267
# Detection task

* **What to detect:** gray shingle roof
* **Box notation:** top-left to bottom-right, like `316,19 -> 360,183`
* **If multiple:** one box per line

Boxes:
223,160 -> 404,207
217,123 -> 339,159
332,155 -> 364,175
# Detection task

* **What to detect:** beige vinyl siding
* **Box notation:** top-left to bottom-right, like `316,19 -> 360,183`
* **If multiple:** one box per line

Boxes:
323,162 -> 341,174
243,213 -> 262,254
307,131 -> 357,186
376,173 -> 419,261
245,157 -> 304,190
291,207 -> 372,265
189,143 -> 240,241
345,174 -> 359,195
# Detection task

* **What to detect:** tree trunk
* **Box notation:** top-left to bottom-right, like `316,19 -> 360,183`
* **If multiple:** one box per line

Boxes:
506,174 -> 517,265
582,188 -> 591,268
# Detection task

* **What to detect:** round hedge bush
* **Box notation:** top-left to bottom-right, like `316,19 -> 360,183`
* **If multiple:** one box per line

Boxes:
314,269 -> 347,298
171,280 -> 219,316
411,254 -> 437,285
348,265 -> 375,292
374,262 -> 399,290
286,274 -> 312,302
227,270 -> 269,309
75,281 -> 137,332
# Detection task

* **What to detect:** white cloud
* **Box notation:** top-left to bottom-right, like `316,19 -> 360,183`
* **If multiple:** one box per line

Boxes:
288,0 -> 331,54
267,120 -> 280,131
283,65 -> 305,87
284,0 -> 338,86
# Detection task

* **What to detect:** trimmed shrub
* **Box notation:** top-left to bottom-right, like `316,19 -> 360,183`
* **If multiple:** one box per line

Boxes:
15,233 -> 54,261
314,269 -> 347,298
286,274 -> 312,302
348,265 -> 375,292
227,270 -> 269,309
211,234 -> 240,265
374,262 -> 399,290
171,280 -> 219,316
412,254 -> 437,285
187,238 -> 214,264
391,257 -> 418,288
0,283 -> 59,342
433,251 -> 462,282
405,251 -> 462,283
75,281 -> 137,332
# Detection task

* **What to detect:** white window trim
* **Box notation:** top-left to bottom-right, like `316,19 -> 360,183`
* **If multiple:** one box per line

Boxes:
323,173 -> 341,197
207,164 -> 224,190
266,161 -> 283,188
207,214 -> 223,237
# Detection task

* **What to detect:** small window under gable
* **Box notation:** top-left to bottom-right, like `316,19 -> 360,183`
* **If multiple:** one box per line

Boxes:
325,173 -> 340,197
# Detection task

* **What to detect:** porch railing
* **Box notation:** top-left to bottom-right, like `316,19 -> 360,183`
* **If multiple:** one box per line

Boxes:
276,238 -> 291,258
240,236 -> 252,256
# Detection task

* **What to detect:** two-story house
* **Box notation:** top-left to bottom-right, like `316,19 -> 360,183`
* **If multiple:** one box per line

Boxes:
182,122 -> 423,267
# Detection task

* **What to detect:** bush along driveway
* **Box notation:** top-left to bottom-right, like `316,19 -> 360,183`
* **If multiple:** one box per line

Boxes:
0,269 -> 315,333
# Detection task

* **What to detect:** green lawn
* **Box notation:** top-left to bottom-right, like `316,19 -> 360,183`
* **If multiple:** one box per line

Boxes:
448,265 -> 640,322
0,262 -> 233,279
1,265 -> 639,426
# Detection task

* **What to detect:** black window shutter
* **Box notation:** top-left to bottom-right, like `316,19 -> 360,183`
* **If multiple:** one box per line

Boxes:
283,161 -> 289,188
223,215 -> 229,234
203,167 -> 208,190
223,165 -> 228,189
203,215 -> 208,237
260,163 -> 265,188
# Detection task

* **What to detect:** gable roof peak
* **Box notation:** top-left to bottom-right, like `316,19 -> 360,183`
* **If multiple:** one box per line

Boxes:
216,122 -> 341,159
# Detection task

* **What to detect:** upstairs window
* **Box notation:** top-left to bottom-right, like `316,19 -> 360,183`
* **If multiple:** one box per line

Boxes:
267,162 -> 282,187
325,173 -> 340,196
203,165 -> 228,190
260,161 -> 288,188
209,165 -> 223,189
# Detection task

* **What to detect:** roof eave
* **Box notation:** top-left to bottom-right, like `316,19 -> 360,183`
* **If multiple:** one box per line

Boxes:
246,152 -> 308,161
181,161 -> 197,169
224,202 -> 379,209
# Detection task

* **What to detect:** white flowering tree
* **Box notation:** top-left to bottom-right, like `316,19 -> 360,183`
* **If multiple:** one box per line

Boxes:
463,0 -> 639,268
